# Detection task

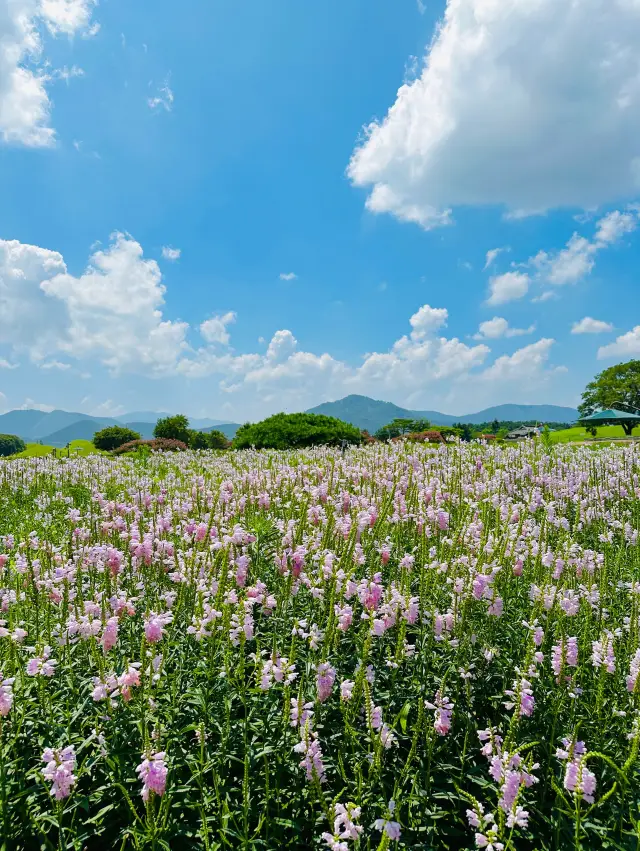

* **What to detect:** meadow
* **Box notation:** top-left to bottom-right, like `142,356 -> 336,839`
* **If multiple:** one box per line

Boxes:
0,441 -> 639,849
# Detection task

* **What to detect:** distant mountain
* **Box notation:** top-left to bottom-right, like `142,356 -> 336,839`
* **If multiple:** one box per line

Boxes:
41,419 -> 110,447
117,411 -> 172,424
119,412 -> 226,430
0,409 -> 117,442
456,404 -> 580,425
306,395 -> 579,433
202,423 -> 241,439
122,421 -> 155,440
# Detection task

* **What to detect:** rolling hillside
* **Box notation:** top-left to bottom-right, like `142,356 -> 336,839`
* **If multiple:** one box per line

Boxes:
306,395 -> 579,433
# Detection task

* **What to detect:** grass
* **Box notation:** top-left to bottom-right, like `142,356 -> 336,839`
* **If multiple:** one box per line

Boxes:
9,439 -> 104,458
550,424 -> 640,443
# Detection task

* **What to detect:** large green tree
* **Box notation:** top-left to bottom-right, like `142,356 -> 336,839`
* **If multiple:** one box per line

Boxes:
233,413 -> 362,450
580,360 -> 640,436
154,415 -> 191,444
0,434 -> 26,457
94,425 -> 141,451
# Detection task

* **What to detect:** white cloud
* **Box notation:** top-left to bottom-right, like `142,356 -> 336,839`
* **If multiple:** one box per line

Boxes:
571,317 -> 614,335
279,272 -> 297,281
148,80 -> 174,112
529,207 -> 638,287
40,360 -> 71,370
481,339 -> 557,382
200,311 -> 236,346
0,232 -> 188,374
178,304 -> 489,413
473,317 -> 535,340
0,0 -> 97,147
161,246 -> 181,261
90,399 -> 125,418
487,271 -> 530,305
39,0 -> 97,36
409,304 -> 448,339
598,327 -> 640,359
348,0 -> 640,227
484,247 -> 508,270
531,291 -> 558,304
0,358 -> 18,369
19,398 -> 54,412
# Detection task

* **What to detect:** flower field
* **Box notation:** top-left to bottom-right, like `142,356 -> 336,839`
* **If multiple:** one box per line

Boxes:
1,442 -> 640,850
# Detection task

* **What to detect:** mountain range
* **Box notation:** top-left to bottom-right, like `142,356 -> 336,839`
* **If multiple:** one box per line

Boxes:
0,409 -> 241,447
306,395 -> 579,434
0,396 -> 580,448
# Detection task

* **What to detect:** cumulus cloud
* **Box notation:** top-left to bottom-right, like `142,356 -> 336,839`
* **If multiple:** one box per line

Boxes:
39,360 -> 71,370
200,311 -> 236,346
178,303 -> 489,413
571,317 -> 614,335
0,0 -> 97,147
0,232 -> 188,374
0,358 -> 18,369
481,339 -> 557,382
161,246 -> 181,261
598,327 -> 640,359
487,271 -> 530,305
473,317 -> 535,340
279,272 -> 297,281
409,304 -> 448,339
348,0 -> 640,227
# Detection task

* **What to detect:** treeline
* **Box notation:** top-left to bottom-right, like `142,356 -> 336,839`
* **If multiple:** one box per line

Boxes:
0,413 -> 573,458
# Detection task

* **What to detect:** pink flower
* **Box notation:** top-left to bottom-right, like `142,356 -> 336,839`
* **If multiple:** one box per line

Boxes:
425,691 -> 454,736
0,674 -> 14,716
42,745 -> 76,800
316,663 -> 336,703
374,818 -> 401,841
26,646 -> 57,677
144,612 -> 172,644
136,751 -> 168,801
100,617 -> 119,653
340,680 -> 354,701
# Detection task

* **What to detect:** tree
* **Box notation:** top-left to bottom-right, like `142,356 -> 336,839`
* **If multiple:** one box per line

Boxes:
0,434 -> 26,457
208,430 -> 229,450
233,413 -> 362,450
453,423 -> 474,442
580,360 -> 640,436
154,415 -> 191,444
94,425 -> 141,452
189,430 -> 210,450
375,417 -> 431,440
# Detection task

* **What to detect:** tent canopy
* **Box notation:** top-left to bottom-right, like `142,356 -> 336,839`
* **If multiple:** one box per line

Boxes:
579,408 -> 640,424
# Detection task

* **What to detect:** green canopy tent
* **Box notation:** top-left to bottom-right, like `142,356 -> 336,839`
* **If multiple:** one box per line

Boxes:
579,408 -> 640,437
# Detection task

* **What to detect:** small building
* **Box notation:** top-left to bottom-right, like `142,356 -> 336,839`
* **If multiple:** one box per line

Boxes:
506,426 -> 540,440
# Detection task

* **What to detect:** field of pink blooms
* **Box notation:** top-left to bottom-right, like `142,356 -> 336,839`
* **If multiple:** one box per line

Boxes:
0,442 -> 639,850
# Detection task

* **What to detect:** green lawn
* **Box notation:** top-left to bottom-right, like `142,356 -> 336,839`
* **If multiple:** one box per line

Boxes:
551,425 -> 640,443
9,439 -> 104,458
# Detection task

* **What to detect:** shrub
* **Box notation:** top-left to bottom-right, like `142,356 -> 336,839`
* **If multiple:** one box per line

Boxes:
233,413 -> 362,450
153,415 -> 191,444
93,426 -> 141,452
189,430 -> 210,450
0,434 -> 26,457
207,430 -> 230,450
112,438 -> 188,455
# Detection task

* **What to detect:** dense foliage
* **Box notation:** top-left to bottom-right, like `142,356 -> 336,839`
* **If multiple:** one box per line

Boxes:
233,412 -> 362,449
111,438 -> 189,454
374,419 -> 431,440
154,415 -> 191,445
0,433 -> 26,457
189,429 -> 230,451
1,442 -> 640,848
94,425 -> 142,451
580,360 -> 640,434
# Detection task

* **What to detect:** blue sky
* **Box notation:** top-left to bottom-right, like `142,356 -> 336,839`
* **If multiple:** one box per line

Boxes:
1,0 -> 639,421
